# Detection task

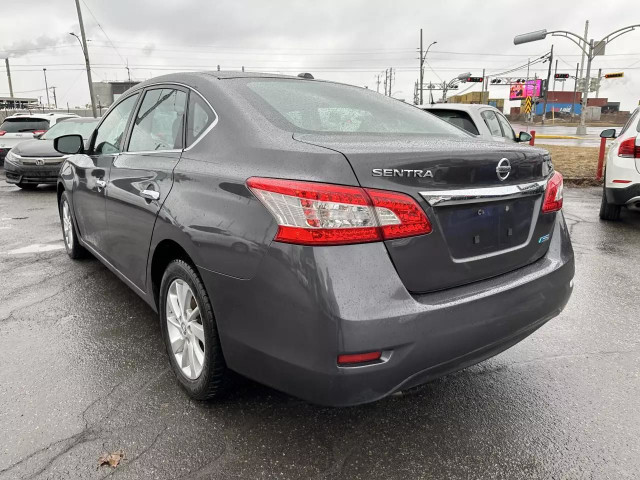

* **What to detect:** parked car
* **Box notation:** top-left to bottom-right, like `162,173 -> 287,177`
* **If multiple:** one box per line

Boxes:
53,72 -> 574,406
599,107 -> 640,220
421,103 -> 532,143
0,112 -> 80,163
4,117 -> 98,189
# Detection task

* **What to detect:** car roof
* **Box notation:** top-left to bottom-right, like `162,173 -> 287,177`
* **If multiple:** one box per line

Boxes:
420,103 -> 499,113
131,71 -> 341,93
57,117 -> 99,123
5,112 -> 80,120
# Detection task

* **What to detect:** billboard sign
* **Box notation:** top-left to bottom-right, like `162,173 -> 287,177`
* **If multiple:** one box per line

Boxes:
509,79 -> 542,100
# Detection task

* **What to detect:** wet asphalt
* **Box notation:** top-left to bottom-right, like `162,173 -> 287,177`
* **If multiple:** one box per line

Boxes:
0,169 -> 639,480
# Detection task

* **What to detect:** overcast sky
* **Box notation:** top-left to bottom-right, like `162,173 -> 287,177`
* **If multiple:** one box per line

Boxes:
1,0 -> 639,112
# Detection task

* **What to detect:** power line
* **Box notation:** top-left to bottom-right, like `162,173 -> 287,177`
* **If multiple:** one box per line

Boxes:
80,0 -> 127,68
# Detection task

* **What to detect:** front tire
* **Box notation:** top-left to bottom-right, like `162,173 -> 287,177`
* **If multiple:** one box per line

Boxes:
59,191 -> 88,259
599,185 -> 621,221
159,260 -> 230,400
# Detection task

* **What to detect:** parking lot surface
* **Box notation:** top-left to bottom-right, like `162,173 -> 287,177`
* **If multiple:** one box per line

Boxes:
1,168 -> 639,480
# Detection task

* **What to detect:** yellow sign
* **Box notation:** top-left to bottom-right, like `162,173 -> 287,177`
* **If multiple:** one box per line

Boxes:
524,96 -> 533,114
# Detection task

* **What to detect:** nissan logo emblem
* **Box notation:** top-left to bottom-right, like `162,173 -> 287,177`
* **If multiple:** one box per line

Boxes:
496,158 -> 511,181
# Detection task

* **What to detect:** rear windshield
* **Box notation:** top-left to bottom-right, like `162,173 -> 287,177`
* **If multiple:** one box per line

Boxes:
0,118 -> 50,133
42,120 -> 98,140
426,109 -> 480,135
240,79 -> 466,136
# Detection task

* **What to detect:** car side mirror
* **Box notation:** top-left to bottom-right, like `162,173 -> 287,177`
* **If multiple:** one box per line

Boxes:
517,131 -> 532,143
54,134 -> 84,155
600,128 -> 616,139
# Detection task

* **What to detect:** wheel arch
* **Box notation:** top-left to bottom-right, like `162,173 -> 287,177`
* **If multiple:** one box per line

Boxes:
149,239 -> 197,310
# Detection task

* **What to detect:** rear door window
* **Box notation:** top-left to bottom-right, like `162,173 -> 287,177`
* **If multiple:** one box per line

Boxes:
495,112 -> 516,141
426,109 -> 479,135
619,109 -> 639,136
480,110 -> 503,136
0,118 -> 50,133
128,88 -> 187,152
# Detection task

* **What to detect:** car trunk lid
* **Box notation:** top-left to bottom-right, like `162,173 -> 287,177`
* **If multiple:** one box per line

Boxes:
294,133 -> 556,293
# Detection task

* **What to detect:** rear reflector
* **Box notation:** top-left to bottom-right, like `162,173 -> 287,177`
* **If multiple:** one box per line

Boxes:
618,137 -> 640,158
337,351 -> 382,365
542,171 -> 563,213
612,179 -> 632,184
246,177 -> 431,245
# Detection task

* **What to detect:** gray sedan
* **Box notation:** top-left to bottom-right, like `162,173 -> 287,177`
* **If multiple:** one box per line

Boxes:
53,72 -> 574,406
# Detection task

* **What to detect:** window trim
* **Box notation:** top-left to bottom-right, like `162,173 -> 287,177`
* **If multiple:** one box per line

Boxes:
124,85 -> 189,154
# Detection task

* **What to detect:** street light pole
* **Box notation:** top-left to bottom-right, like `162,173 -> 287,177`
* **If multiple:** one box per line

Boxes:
43,68 -> 50,108
514,24 -> 640,135
72,0 -> 97,118
419,36 -> 437,105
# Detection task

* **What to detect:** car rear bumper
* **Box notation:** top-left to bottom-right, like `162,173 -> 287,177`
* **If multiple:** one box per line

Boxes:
3,159 -> 61,185
605,183 -> 640,206
200,211 -> 574,407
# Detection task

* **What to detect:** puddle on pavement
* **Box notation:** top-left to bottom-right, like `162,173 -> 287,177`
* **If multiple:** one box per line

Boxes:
6,243 -> 64,255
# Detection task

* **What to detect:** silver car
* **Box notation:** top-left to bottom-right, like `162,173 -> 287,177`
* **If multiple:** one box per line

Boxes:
421,103 -> 532,144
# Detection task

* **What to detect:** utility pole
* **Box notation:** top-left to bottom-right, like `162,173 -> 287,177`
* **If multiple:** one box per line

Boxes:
73,0 -> 97,117
388,68 -> 393,96
481,68 -> 486,104
419,29 -> 423,104
43,68 -> 50,108
50,86 -> 58,109
384,69 -> 388,96
595,68 -> 602,98
4,58 -> 14,98
542,46 -> 554,125
376,74 -> 381,93
126,60 -> 131,82
578,20 -> 589,79
571,63 -> 579,118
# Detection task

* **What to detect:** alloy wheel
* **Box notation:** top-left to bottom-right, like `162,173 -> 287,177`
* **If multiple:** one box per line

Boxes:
166,279 -> 206,380
62,200 -> 74,250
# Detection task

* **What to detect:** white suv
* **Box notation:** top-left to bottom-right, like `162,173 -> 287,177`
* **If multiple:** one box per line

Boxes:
0,112 -> 79,163
599,107 -> 640,220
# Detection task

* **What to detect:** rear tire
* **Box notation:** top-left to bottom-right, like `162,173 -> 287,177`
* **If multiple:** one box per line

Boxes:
599,185 -> 621,221
159,259 -> 231,400
17,182 -> 38,190
59,191 -> 88,259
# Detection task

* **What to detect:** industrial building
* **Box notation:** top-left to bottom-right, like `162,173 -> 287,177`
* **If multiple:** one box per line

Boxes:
91,81 -> 139,107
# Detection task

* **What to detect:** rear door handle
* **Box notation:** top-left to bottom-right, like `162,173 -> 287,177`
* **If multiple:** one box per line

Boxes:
140,189 -> 160,201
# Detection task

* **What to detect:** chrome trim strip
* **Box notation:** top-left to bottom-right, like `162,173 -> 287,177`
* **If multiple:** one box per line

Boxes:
420,179 -> 547,207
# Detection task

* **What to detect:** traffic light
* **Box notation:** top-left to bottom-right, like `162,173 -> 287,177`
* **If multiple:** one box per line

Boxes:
490,79 -> 503,84
554,73 -> 570,79
466,77 -> 484,83
604,72 -> 624,79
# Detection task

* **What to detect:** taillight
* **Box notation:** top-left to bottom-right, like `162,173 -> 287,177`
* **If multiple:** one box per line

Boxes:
0,130 -> 6,136
618,137 -> 640,158
32,130 -> 46,136
542,171 -> 563,213
246,177 -> 431,246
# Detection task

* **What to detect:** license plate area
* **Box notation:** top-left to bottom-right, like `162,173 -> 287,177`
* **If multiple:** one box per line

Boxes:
437,197 -> 535,258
